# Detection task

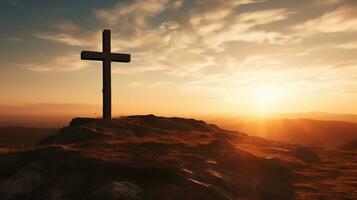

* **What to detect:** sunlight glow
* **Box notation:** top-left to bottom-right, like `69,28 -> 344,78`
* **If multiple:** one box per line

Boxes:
253,86 -> 284,112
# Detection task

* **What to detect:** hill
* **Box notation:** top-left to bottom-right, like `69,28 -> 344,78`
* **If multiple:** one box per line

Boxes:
0,115 -> 356,199
0,127 -> 58,148
270,112 -> 357,123
211,118 -> 357,149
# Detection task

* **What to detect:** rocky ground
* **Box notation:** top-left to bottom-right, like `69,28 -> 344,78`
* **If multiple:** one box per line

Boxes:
0,115 -> 355,200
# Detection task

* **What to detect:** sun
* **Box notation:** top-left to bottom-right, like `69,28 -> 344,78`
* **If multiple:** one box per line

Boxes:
252,86 -> 283,112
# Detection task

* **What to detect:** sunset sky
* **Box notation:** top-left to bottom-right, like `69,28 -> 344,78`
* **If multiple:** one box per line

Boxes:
0,0 -> 356,118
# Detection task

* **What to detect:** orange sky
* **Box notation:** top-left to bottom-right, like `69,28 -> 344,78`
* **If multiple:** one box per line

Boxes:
0,0 -> 356,118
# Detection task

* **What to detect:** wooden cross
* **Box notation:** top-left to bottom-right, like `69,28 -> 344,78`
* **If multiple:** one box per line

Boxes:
81,29 -> 131,120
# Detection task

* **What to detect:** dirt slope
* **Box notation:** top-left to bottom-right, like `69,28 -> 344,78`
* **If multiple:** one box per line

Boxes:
0,115 -> 355,200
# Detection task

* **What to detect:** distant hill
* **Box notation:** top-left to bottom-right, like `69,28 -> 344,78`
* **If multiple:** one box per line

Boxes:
0,127 -> 57,148
271,112 -> 357,123
214,118 -> 357,149
0,114 -> 71,128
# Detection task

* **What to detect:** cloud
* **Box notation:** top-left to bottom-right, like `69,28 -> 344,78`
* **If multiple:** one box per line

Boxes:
4,0 -> 357,115
127,81 -> 171,88
193,8 -> 296,48
236,8 -> 293,26
30,0 -> 355,96
95,0 -> 169,28
336,40 -> 357,49
295,4 -> 357,33
110,2 -> 295,75
31,0 -> 297,77
19,53 -> 87,72
96,0 -> 281,50
34,20 -> 99,47
332,60 -> 357,69
314,0 -> 342,5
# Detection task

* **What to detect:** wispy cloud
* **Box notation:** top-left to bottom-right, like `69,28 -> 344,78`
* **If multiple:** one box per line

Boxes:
336,40 -> 357,49
19,52 -> 87,72
95,0 -> 169,27
197,8 -> 296,48
127,81 -> 171,88
295,4 -> 357,33
33,0 -> 296,74
34,20 -> 99,47
314,0 -> 342,5
237,8 -> 293,26
28,0 -> 357,100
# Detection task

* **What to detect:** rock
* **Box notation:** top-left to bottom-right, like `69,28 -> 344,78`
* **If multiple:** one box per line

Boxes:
290,146 -> 319,162
0,163 -> 44,199
91,181 -> 141,200
38,126 -> 103,145
69,117 -> 98,126
39,115 -> 223,147
124,114 -> 219,133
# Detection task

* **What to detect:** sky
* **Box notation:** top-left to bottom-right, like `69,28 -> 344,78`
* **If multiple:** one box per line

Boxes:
0,0 -> 356,118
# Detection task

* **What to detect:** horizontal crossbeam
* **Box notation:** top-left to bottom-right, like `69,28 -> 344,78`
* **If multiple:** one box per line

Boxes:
81,51 -> 130,62
81,51 -> 104,61
111,53 -> 131,62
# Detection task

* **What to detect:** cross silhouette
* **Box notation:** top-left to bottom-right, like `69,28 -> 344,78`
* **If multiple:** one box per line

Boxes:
81,29 -> 131,120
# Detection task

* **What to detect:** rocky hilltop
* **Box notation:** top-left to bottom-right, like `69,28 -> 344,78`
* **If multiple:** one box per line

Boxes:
0,115 -> 355,200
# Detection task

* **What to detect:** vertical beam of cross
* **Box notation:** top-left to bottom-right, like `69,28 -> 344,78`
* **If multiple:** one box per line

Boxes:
102,30 -> 111,120
81,30 -> 131,120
